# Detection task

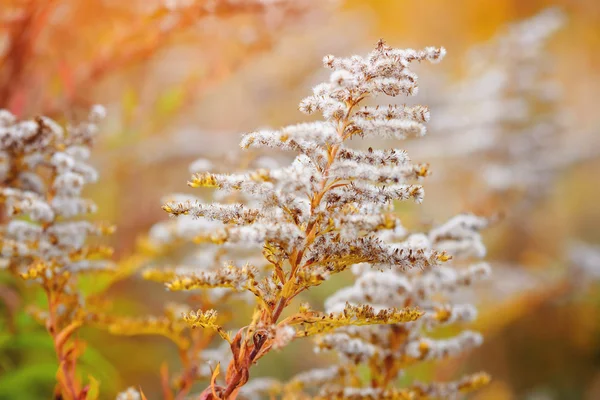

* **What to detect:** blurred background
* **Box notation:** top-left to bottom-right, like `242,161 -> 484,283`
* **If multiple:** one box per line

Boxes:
1,0 -> 599,399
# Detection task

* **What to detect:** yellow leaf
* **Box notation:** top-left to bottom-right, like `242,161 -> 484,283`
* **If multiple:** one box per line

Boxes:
211,363 -> 221,399
280,280 -> 296,298
285,303 -> 423,337
85,375 -> 100,400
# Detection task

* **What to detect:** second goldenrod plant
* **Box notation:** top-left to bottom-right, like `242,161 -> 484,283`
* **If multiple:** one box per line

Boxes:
0,106 -> 113,399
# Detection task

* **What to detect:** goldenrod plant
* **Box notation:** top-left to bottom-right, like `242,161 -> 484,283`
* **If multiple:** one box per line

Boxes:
0,4 -> 598,400
139,40 -> 492,399
0,106 -> 113,399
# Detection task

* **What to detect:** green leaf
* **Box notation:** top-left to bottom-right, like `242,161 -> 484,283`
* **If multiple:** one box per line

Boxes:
78,339 -> 120,391
0,363 -> 57,399
0,330 -> 120,393
0,331 -> 56,353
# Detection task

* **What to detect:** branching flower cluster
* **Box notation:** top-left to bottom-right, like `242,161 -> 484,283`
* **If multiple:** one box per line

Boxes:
139,40 -> 492,399
236,214 -> 491,399
307,214 -> 490,399
0,107 -> 113,399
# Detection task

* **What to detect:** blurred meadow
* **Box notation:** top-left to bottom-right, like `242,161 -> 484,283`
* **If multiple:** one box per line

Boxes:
1,0 -> 599,399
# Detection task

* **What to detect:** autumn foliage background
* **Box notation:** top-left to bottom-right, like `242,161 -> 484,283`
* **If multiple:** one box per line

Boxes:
1,0 -> 599,399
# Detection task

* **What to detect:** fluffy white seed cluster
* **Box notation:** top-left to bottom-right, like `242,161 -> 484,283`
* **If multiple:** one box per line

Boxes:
165,40 -> 447,280
0,107 -> 111,275
115,387 -> 142,400
145,153 -> 286,311
310,214 -> 490,394
319,372 -> 488,400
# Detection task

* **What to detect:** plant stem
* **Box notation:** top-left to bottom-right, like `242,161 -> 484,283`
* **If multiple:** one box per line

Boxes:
46,289 -> 80,400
